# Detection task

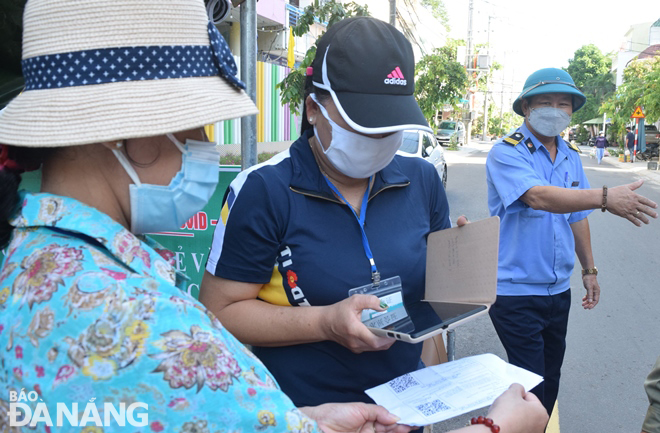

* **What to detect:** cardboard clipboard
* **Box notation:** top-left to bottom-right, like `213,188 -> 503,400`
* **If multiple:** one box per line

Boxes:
424,216 -> 499,308
367,216 -> 500,343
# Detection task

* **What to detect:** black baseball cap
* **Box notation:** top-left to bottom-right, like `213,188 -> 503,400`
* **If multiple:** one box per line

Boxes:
311,17 -> 431,134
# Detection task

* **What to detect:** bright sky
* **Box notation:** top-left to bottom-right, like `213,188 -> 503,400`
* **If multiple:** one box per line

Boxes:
444,0 -> 660,89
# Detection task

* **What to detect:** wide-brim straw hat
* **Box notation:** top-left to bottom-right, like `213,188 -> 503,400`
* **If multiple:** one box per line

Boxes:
0,0 -> 258,148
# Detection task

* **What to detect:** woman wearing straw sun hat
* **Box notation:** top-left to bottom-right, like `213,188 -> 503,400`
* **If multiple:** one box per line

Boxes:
0,1 -> 424,431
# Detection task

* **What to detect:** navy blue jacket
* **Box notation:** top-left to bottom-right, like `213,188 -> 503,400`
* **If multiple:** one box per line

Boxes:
595,137 -> 608,148
207,129 -> 451,406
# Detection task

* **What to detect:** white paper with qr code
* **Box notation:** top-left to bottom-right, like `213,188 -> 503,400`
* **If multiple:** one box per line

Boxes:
365,353 -> 543,426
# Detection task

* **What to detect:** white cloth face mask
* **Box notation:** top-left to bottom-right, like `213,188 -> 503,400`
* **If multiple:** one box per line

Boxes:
310,93 -> 403,179
528,106 -> 571,137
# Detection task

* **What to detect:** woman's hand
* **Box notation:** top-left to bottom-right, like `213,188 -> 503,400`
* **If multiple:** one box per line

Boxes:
486,384 -> 549,433
322,294 -> 395,353
300,402 -> 413,433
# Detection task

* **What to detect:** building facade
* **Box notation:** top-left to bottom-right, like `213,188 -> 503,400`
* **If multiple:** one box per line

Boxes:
614,19 -> 660,88
207,0 -> 448,152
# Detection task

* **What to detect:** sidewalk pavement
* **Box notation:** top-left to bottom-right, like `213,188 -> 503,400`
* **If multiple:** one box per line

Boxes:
445,139 -> 660,184
442,139 -> 494,163
579,145 -> 660,183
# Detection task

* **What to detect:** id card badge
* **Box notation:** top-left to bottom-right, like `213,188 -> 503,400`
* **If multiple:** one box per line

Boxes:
348,276 -> 414,333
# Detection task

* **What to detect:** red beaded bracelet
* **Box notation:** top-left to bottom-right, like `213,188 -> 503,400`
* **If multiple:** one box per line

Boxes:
471,416 -> 501,433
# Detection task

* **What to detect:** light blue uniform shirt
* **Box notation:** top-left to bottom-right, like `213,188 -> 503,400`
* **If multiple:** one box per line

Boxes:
486,122 -> 593,296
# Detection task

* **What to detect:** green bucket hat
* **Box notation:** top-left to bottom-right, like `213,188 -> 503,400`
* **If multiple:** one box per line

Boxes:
512,68 -> 586,116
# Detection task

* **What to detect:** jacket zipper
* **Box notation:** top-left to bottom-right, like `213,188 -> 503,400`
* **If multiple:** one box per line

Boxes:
290,181 -> 410,204
289,187 -> 342,204
368,182 -> 410,201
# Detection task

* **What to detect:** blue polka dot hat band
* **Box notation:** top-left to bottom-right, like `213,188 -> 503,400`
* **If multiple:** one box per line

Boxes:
22,22 -> 245,91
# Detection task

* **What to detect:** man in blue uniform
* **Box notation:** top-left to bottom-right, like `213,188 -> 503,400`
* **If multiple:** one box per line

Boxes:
486,68 -> 658,417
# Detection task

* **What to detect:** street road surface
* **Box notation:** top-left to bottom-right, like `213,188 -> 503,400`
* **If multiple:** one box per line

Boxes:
432,142 -> 660,433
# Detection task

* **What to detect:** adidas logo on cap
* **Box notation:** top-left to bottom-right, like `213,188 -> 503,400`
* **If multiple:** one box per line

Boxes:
384,67 -> 407,85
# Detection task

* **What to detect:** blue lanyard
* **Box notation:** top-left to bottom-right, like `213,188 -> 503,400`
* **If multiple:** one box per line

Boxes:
324,176 -> 381,286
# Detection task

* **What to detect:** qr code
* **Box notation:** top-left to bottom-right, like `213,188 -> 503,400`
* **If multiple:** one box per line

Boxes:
388,374 -> 420,393
416,399 -> 451,416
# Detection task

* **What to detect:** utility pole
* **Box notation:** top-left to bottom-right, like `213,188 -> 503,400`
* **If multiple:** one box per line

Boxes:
499,52 -> 506,134
499,84 -> 505,134
389,0 -> 396,27
482,76 -> 489,141
464,0 -> 474,144
240,0 -> 257,170
482,16 -> 492,141
466,0 -> 473,71
510,67 -> 515,117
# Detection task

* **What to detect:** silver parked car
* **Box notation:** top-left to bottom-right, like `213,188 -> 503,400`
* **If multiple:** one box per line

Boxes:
399,129 -> 447,188
435,120 -> 465,146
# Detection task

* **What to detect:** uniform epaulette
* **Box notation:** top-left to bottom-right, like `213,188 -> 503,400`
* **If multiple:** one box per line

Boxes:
503,132 -> 524,146
567,141 -> 581,153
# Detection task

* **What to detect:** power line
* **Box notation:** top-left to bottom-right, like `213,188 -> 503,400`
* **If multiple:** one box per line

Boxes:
405,0 -> 448,44
402,0 -> 426,55
476,0 -> 499,8
397,11 -> 426,56
616,46 -> 660,55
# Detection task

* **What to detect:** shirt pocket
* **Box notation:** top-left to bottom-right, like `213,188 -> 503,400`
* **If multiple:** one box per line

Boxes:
561,179 -> 580,221
521,206 -> 545,218
563,174 -> 580,189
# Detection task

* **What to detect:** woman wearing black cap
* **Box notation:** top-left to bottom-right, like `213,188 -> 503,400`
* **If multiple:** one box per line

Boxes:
201,16 -> 547,432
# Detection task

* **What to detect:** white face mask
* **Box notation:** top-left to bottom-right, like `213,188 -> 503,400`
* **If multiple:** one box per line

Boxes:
310,94 -> 403,179
528,106 -> 572,137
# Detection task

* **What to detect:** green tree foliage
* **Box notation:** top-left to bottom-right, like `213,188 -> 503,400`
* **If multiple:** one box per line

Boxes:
473,105 -> 517,138
276,1 -> 370,115
491,111 -> 518,137
564,44 -> 615,126
469,42 -> 501,93
414,41 -> 467,129
420,0 -> 449,32
575,125 -> 590,144
602,56 -> 660,145
473,61 -> 501,93
566,45 -> 609,88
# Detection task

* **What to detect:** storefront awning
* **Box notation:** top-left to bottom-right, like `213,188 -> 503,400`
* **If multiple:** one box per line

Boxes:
582,117 -> 611,125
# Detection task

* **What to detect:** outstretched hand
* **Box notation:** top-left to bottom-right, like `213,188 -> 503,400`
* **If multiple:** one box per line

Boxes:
607,180 -> 658,226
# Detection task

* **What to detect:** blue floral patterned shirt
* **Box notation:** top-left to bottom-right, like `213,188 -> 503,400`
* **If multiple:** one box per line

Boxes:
0,192 -> 320,432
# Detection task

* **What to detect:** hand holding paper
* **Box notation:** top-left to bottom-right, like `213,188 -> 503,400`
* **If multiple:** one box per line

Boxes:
486,384 -> 549,433
365,353 -> 543,427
